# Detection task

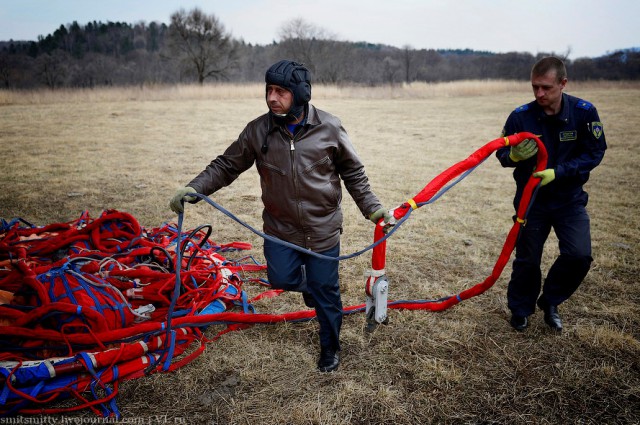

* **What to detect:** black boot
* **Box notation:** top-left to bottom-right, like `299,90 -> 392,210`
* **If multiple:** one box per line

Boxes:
543,305 -> 563,331
510,314 -> 528,331
317,346 -> 340,372
538,298 -> 563,331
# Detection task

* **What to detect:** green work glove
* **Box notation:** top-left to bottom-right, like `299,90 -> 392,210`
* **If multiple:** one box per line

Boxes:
369,207 -> 394,234
169,187 -> 198,214
532,169 -> 555,186
509,138 -> 538,162
369,207 -> 391,223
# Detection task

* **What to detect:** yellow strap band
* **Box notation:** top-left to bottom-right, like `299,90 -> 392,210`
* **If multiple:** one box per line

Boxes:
504,136 -> 510,146
516,217 -> 526,224
407,199 -> 418,210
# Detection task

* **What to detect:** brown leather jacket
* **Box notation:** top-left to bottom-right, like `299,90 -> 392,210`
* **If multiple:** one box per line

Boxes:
188,104 -> 382,251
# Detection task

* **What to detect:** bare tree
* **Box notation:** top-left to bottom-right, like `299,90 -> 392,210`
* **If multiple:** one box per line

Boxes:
313,40 -> 353,83
0,52 -> 12,88
168,8 -> 237,84
35,50 -> 69,89
402,44 -> 415,84
277,18 -> 336,73
71,51 -> 118,87
382,56 -> 402,84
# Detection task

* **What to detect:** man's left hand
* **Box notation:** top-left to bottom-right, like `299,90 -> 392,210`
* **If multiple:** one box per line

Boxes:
533,169 -> 555,186
369,207 -> 395,234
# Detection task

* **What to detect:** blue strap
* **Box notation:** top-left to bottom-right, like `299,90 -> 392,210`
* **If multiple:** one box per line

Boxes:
186,194 -> 401,262
183,158 -> 482,264
141,214 -> 184,375
162,330 -> 177,372
79,352 -> 120,418
233,290 -> 254,314
0,376 -> 10,404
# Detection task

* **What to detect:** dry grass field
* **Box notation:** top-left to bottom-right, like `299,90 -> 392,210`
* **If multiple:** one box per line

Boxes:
1,80 -> 639,424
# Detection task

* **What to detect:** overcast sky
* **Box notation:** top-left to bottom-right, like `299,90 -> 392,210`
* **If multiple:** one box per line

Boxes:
1,0 -> 638,59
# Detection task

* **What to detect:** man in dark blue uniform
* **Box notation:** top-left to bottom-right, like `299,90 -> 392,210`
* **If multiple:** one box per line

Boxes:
496,56 -> 607,332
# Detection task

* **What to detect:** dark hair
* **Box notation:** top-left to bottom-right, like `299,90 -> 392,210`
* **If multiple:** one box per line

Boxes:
531,56 -> 567,82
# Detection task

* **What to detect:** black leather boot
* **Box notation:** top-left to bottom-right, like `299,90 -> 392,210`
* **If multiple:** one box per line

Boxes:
317,347 -> 340,372
510,315 -> 528,331
543,305 -> 563,331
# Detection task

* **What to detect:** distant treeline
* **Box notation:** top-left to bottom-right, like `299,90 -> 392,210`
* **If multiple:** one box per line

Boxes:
1,16 -> 639,89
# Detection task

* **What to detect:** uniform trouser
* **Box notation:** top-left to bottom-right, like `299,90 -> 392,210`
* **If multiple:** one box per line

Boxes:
264,239 -> 342,351
508,200 -> 593,317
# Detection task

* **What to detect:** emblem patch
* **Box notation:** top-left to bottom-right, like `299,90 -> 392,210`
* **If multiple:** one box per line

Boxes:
559,130 -> 577,142
591,121 -> 604,139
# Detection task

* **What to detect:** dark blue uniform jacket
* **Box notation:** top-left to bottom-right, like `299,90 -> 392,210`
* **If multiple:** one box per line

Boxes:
496,93 -> 607,209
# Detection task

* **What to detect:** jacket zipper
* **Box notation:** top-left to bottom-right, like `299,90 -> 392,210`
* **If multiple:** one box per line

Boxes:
288,131 -> 309,248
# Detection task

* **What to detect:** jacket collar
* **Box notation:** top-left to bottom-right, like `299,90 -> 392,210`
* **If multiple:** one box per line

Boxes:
267,103 -> 320,133
305,104 -> 321,127
533,93 -> 570,123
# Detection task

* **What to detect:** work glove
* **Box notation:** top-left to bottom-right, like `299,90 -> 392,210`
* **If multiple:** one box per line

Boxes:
369,207 -> 395,234
169,187 -> 198,214
509,138 -> 538,162
532,169 -> 555,186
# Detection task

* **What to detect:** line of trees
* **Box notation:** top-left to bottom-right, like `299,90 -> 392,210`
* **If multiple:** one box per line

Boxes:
1,8 -> 639,89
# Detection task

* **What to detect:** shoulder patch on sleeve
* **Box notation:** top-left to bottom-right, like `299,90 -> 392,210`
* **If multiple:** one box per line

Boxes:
591,121 -> 604,139
576,99 -> 593,110
514,104 -> 529,113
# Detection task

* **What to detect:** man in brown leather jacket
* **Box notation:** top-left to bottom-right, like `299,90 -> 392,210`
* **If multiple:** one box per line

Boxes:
170,60 -> 391,372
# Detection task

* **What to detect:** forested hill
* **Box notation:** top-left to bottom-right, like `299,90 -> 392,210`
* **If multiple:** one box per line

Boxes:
1,13 -> 638,89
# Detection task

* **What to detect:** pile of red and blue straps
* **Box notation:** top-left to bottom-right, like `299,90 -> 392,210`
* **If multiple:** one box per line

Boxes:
0,133 -> 545,418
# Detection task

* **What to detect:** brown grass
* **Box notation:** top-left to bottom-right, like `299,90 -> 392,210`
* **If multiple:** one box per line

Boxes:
1,81 -> 639,424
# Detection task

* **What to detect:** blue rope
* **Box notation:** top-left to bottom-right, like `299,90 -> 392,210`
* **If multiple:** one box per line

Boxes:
416,160 -> 484,207
156,157 -> 490,362
183,162 -> 478,264
145,213 -> 185,373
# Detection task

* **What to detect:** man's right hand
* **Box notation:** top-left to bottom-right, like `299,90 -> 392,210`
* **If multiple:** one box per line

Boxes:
169,187 -> 198,214
509,138 -> 538,162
